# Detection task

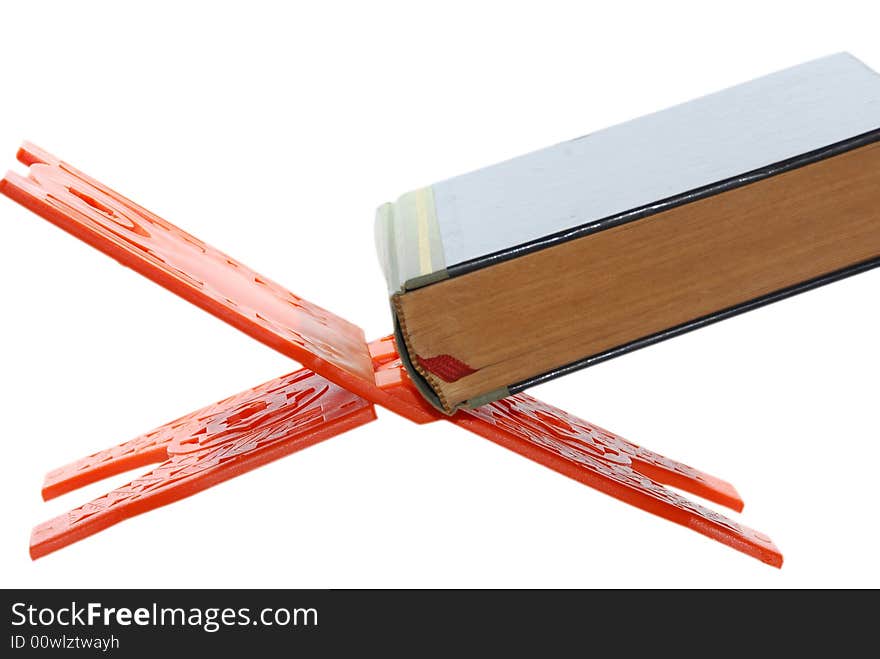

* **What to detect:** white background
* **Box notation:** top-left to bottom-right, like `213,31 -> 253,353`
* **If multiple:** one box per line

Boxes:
0,1 -> 878,588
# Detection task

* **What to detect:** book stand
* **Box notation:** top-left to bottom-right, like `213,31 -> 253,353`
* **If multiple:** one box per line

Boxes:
1,143 -> 782,566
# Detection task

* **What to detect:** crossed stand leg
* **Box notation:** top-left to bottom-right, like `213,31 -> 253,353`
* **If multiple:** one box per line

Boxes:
1,143 -> 782,566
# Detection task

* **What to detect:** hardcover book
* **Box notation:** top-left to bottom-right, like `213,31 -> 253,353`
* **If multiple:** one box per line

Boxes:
375,53 -> 880,413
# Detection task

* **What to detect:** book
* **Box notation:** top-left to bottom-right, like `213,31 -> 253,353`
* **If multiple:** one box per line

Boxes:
375,52 -> 880,414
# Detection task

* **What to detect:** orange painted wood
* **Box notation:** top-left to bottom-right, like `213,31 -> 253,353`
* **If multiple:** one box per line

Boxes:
0,142 -> 435,424
3,144 -> 780,566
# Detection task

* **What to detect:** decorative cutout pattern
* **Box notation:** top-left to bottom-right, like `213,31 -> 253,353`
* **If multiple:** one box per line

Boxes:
454,395 -> 780,566
31,370 -> 375,559
1,143 -> 375,391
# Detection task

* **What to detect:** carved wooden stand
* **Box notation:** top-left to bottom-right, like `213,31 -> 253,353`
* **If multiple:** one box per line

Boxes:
1,143 -> 782,566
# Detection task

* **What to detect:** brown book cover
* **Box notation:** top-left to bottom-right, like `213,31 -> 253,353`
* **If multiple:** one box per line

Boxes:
376,53 -> 880,413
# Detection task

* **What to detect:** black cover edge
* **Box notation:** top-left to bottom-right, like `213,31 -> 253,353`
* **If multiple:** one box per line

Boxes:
445,127 -> 880,279
508,256 -> 880,394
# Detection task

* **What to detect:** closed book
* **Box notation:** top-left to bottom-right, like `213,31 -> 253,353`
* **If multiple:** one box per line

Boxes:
375,53 -> 880,414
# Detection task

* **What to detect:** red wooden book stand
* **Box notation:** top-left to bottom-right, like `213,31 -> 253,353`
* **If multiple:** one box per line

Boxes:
1,143 -> 782,567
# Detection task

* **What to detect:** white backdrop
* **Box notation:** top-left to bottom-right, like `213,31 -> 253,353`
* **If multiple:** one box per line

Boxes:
0,1 -> 877,588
